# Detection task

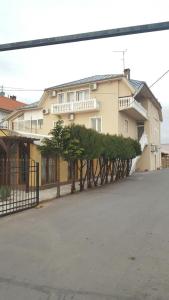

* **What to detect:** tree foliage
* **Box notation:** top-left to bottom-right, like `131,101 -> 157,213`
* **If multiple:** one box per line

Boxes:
39,120 -> 141,162
39,120 -> 141,193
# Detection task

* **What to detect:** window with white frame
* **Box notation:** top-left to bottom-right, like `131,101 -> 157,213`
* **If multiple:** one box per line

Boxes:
91,117 -> 102,133
58,93 -> 64,103
67,92 -> 76,102
38,119 -> 43,129
53,121 -> 57,128
76,89 -> 89,101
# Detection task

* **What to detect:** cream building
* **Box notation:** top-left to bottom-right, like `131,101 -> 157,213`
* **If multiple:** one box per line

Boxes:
5,69 -> 162,186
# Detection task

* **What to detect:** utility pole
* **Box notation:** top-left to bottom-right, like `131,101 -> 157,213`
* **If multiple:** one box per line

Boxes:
0,21 -> 169,52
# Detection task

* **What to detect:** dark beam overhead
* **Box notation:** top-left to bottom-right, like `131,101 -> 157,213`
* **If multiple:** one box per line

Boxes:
0,21 -> 169,52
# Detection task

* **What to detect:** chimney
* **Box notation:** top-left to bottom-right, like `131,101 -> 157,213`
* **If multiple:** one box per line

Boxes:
124,68 -> 130,80
10,95 -> 16,101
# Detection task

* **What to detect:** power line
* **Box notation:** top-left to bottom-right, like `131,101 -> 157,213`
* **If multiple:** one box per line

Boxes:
0,21 -> 169,52
1,67 -> 169,93
149,70 -> 169,88
3,89 -> 44,92
1,86 -> 44,92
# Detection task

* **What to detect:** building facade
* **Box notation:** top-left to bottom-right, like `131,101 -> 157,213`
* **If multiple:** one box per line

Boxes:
5,70 -> 162,187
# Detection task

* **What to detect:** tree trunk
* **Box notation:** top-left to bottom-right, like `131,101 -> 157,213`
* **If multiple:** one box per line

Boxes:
71,160 -> 76,194
79,159 -> 83,191
56,156 -> 60,198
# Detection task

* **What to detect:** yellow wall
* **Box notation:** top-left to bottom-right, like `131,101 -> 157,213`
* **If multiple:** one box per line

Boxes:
41,80 -> 119,135
0,129 -> 9,136
136,97 -> 161,171
30,144 -> 68,186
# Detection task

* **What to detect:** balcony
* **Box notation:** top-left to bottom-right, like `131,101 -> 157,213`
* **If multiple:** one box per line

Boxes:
119,97 -> 148,120
12,120 -> 43,134
0,121 -> 8,129
51,98 -> 100,115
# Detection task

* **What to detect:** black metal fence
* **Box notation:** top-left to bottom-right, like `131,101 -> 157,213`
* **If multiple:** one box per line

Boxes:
0,159 -> 39,217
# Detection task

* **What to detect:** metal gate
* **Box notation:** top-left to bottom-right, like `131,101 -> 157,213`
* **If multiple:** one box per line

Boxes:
0,159 -> 39,217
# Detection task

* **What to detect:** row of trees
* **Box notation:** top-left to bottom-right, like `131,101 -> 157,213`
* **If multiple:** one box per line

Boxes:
39,120 -> 141,196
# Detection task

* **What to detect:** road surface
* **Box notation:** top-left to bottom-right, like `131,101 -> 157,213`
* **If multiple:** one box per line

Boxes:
0,170 -> 169,299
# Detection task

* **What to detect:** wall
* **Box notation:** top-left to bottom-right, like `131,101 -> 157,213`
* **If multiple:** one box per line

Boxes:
41,80 -> 120,135
0,129 -> 9,136
136,98 -> 161,171
118,79 -> 137,139
148,100 -> 161,170
30,144 -> 68,186
0,110 -> 9,122
118,112 -> 137,139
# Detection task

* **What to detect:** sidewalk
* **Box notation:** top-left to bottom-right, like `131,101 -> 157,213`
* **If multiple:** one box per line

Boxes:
39,182 -> 81,202
39,176 -> 127,202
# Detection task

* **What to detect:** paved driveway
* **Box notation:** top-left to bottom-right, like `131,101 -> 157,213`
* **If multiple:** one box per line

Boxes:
0,170 -> 169,299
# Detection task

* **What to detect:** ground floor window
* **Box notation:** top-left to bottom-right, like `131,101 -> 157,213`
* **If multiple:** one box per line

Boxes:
68,160 -> 78,181
91,117 -> 102,132
41,156 -> 57,185
124,119 -> 129,133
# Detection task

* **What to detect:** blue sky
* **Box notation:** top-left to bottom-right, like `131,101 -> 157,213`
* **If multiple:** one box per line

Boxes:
0,0 -> 169,141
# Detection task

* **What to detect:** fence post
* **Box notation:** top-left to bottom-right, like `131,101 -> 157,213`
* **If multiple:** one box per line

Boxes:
36,162 -> 39,205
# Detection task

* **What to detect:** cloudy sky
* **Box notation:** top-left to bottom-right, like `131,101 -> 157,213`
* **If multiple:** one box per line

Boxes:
0,0 -> 169,141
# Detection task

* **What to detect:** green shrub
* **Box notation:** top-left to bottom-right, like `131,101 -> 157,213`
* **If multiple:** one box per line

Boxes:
0,186 -> 11,201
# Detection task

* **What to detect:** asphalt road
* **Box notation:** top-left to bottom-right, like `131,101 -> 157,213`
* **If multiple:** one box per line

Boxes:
0,170 -> 169,300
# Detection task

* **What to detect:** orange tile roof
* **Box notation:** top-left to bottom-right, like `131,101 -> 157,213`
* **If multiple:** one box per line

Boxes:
0,96 -> 27,112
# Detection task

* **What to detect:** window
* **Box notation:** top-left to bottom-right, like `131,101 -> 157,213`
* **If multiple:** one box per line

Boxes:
76,89 -> 89,101
68,161 -> 78,181
31,120 -> 37,129
53,121 -> 57,128
67,92 -> 76,102
41,156 -> 57,185
91,117 -> 102,132
124,120 -> 128,133
58,93 -> 64,103
38,119 -> 43,129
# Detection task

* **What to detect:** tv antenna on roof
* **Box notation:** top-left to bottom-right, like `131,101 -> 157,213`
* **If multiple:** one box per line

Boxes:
112,49 -> 127,72
0,85 -> 5,96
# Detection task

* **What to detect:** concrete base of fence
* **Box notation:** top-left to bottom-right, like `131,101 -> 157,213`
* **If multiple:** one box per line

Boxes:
39,177 -> 129,203
39,181 -> 88,202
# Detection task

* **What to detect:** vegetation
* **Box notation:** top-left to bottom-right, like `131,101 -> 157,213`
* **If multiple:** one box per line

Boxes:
39,120 -> 141,195
0,185 -> 11,202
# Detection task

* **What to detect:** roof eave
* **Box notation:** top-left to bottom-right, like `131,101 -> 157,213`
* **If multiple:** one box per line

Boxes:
45,75 -> 123,91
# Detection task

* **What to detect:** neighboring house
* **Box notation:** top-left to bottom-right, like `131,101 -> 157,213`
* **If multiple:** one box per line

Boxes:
5,69 -> 162,187
0,94 -> 26,127
161,144 -> 169,168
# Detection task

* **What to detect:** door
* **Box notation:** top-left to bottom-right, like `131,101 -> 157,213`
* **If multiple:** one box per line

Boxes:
137,122 -> 144,141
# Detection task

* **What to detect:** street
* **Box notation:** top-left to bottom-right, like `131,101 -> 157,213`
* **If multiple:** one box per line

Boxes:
0,170 -> 169,299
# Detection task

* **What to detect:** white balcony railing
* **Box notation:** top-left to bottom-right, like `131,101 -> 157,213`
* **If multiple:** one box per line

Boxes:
51,98 -> 100,114
119,97 -> 148,120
